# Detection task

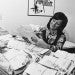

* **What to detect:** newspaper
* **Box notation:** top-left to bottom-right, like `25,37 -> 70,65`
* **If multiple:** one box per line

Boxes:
17,24 -> 40,44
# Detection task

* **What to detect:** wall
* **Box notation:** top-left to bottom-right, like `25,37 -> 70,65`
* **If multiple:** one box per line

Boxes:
0,0 -> 75,42
55,0 -> 75,42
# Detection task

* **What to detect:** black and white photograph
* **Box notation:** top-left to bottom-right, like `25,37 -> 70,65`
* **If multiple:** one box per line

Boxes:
0,0 -> 75,75
28,0 -> 55,17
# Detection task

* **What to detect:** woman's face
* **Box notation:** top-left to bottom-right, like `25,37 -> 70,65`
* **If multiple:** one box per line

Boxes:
50,19 -> 62,30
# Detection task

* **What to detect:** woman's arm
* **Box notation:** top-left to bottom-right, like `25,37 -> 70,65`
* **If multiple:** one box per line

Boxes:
31,35 -> 50,49
36,38 -> 50,49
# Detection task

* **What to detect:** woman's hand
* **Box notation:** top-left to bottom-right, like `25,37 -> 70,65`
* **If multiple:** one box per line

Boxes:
31,36 -> 38,43
34,30 -> 42,39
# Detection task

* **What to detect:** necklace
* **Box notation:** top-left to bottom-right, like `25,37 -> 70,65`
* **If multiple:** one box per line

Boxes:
46,29 -> 57,44
50,29 -> 57,35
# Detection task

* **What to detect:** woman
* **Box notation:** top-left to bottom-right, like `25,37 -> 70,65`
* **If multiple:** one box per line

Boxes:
32,12 -> 68,52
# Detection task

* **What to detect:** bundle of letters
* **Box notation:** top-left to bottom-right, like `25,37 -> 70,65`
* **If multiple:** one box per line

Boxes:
23,50 -> 75,75
0,33 -> 50,75
0,26 -> 75,75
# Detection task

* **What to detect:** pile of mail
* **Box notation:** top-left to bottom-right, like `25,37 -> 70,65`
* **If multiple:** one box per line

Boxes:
23,50 -> 75,75
38,50 -> 75,75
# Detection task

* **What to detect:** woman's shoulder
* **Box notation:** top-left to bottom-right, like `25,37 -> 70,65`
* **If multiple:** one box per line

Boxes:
57,31 -> 66,41
59,32 -> 66,39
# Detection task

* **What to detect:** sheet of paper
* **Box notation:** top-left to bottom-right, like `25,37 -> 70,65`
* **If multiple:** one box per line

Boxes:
6,50 -> 30,70
25,62 -> 46,75
55,58 -> 73,71
43,69 -> 57,75
63,41 -> 75,48
9,54 -> 29,70
32,46 -> 46,52
7,39 -> 27,50
38,56 -> 58,68
3,49 -> 28,61
3,49 -> 20,61
53,50 -> 68,59
17,25 -> 40,44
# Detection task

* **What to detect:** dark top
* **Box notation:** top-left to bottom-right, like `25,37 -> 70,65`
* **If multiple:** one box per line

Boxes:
36,27 -> 66,52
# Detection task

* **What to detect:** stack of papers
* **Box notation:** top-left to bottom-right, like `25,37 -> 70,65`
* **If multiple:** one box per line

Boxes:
23,62 -> 57,75
55,58 -> 73,71
9,53 -> 29,70
38,50 -> 75,73
3,49 -> 30,70
7,39 -> 27,50
3,49 -> 20,61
